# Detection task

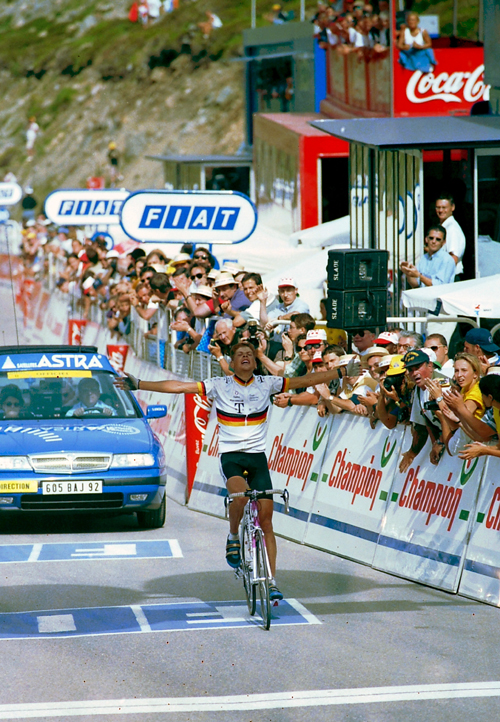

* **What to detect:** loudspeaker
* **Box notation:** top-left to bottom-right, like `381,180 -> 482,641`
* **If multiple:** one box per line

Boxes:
326,289 -> 387,329
327,249 -> 389,290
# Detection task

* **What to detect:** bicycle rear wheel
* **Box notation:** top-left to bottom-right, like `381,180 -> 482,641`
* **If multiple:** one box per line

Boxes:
241,522 -> 256,616
255,528 -> 272,630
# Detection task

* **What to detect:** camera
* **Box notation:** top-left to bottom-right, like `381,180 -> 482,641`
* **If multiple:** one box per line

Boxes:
423,400 -> 440,411
247,320 -> 260,349
209,339 -> 221,349
383,373 -> 405,393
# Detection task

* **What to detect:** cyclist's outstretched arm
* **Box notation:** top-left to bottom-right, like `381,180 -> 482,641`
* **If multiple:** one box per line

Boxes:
115,374 -> 199,395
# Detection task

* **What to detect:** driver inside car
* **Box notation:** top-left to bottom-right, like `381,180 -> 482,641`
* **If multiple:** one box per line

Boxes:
66,378 -> 117,418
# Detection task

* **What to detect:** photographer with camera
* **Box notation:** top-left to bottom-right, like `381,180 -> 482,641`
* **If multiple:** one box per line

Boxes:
399,349 -> 447,472
376,355 -> 413,430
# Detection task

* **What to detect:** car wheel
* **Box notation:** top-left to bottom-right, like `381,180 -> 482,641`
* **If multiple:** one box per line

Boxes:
137,494 -> 166,529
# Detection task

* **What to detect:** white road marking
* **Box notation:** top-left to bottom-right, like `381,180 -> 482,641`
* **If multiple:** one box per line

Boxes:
167,538 -> 183,557
185,612 -> 219,617
36,615 -> 76,634
286,598 -> 322,625
71,543 -> 137,558
2,681 -> 500,717
28,544 -> 43,563
130,606 -> 151,633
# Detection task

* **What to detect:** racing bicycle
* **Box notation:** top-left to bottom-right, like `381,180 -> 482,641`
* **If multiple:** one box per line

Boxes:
225,488 -> 289,630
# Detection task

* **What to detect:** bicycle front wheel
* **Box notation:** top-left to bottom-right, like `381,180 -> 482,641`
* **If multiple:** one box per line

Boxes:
241,522 -> 256,616
255,528 -> 272,630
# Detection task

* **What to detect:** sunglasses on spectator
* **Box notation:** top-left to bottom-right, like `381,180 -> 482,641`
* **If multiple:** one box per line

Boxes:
428,345 -> 444,351
191,273 -> 204,280
3,401 -> 21,407
398,343 -> 414,350
298,345 -> 308,352
194,254 -> 209,260
306,343 -> 322,349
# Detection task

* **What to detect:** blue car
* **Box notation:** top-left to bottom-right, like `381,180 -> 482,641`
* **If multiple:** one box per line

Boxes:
0,345 -> 167,528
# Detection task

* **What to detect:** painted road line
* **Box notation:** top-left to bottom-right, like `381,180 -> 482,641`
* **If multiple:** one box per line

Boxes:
130,606 -> 152,633
0,539 -> 182,563
0,599 -> 319,640
2,681 -> 500,718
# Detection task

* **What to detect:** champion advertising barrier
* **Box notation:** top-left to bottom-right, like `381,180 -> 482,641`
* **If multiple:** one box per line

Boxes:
458,456 -> 500,607
372,436 -> 486,592
304,417 -> 405,566
265,406 -> 332,543
16,282 -> 500,607
188,405 -> 226,517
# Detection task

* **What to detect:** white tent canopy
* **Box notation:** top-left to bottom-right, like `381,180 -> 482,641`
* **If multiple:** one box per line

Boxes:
288,216 -> 350,249
402,275 -> 500,319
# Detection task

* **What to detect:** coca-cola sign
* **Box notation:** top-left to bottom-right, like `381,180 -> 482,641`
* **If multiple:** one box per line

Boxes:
184,394 -> 213,498
394,47 -> 489,117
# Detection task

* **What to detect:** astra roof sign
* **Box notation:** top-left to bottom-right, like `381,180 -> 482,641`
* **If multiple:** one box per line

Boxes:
0,182 -> 23,207
44,189 -> 130,226
119,190 -> 258,244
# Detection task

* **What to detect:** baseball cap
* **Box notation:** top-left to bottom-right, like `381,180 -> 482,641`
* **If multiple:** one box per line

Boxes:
311,350 -> 323,364
374,331 -> 399,346
386,355 -> 406,376
58,226 -> 69,234
192,284 -> 213,298
421,347 -> 442,369
305,329 -> 327,345
214,272 -> 236,288
403,349 -> 431,368
465,328 -> 500,353
278,277 -> 297,289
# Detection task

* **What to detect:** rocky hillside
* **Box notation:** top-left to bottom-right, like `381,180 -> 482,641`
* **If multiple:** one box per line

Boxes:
0,0 -> 260,206
0,0 -> 479,211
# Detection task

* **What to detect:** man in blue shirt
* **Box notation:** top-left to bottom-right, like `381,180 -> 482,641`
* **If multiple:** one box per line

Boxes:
400,226 -> 456,288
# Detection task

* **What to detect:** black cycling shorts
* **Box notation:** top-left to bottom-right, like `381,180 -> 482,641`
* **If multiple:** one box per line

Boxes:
220,451 -> 273,500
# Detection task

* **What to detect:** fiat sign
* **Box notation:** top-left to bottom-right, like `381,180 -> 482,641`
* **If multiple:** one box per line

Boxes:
44,189 -> 130,225
0,182 -> 23,207
119,190 -> 258,244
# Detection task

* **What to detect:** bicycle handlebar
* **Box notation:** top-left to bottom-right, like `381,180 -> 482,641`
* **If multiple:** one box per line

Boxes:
225,488 -> 290,514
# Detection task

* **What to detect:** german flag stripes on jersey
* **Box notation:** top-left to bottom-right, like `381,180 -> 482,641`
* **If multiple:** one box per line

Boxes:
196,374 -> 290,454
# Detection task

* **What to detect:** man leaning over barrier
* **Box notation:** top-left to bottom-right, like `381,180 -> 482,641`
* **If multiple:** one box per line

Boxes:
115,342 -> 360,601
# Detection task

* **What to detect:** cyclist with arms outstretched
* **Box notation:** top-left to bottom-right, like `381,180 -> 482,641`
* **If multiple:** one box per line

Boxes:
117,342 -> 359,600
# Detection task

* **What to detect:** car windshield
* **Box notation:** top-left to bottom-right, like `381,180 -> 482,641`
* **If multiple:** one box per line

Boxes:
0,370 -> 140,421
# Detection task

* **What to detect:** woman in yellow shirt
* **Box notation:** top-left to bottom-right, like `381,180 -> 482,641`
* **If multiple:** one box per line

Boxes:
454,352 -> 485,419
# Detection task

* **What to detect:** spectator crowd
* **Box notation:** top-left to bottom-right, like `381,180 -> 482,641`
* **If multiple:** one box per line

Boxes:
16,202 -> 500,468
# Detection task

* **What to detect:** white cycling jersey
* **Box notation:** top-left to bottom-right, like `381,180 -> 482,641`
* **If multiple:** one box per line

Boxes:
198,374 -> 290,454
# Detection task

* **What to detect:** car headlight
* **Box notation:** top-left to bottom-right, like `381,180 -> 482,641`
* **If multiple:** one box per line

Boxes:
0,456 -> 32,471
110,453 -> 155,468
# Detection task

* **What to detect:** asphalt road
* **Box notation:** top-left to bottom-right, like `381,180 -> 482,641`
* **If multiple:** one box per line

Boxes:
1,286 -> 500,721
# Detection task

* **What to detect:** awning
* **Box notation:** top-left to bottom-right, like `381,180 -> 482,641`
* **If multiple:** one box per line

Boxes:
310,116 -> 500,151
402,275 -> 500,318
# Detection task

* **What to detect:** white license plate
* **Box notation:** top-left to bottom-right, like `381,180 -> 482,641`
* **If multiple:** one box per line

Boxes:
42,481 -> 103,495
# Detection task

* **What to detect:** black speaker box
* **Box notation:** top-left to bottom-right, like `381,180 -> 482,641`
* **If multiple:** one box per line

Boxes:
326,289 -> 387,329
327,248 -> 389,290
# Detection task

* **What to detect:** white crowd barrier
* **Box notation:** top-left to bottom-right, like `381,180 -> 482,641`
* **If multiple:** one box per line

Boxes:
17,283 -> 500,608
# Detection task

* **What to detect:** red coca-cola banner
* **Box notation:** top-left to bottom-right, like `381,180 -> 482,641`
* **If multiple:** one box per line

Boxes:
393,47 -> 489,117
184,394 -> 213,498
68,319 -> 87,346
106,344 -> 129,373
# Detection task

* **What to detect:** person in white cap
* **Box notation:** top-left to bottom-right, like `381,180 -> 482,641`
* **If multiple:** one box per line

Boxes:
264,277 -> 310,327
373,331 -> 399,355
